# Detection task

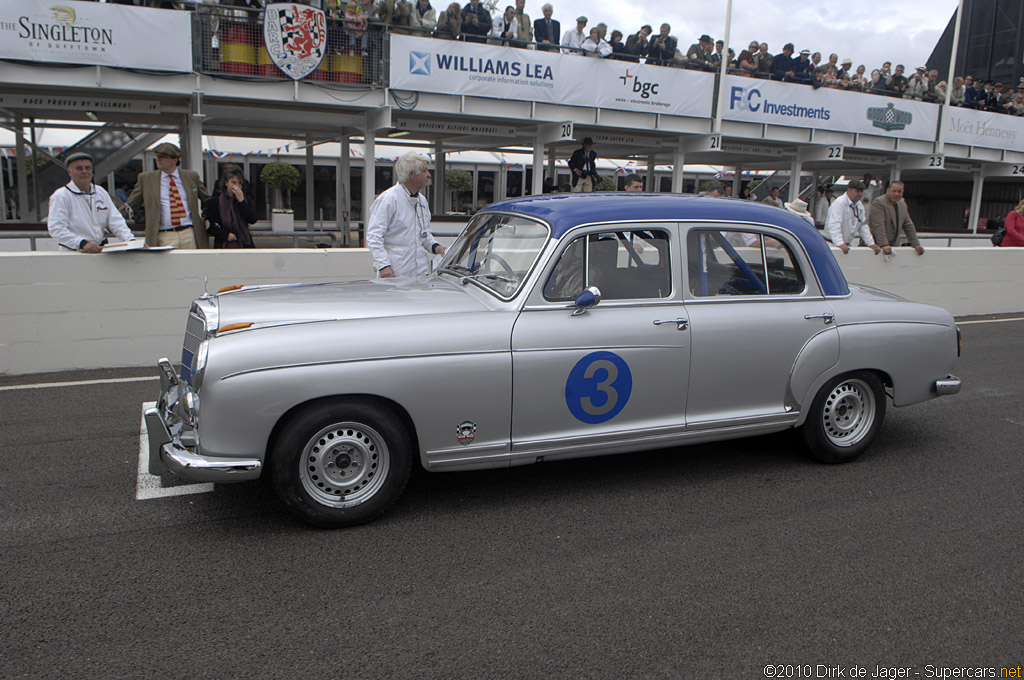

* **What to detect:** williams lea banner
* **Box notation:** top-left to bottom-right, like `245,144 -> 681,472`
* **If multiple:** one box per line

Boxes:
722,76 -> 940,142
0,0 -> 192,72
390,35 -> 714,119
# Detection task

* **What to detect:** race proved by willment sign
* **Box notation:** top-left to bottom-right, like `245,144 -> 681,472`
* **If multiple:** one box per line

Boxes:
945,107 -> 1024,154
390,35 -> 714,119
723,76 -> 940,142
0,0 -> 191,72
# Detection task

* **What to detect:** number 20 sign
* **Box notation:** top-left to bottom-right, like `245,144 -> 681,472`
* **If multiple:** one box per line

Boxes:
565,351 -> 633,424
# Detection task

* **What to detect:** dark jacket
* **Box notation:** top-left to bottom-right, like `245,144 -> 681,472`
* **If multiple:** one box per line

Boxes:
460,1 -> 491,38
533,17 -> 560,49
205,193 -> 257,248
770,52 -> 793,80
568,148 -> 598,187
647,34 -> 676,64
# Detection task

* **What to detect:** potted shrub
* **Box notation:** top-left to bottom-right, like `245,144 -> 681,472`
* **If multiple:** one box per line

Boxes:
260,162 -> 300,231
444,169 -> 472,213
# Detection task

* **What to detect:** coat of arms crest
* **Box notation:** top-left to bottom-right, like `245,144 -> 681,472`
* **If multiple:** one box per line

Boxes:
263,3 -> 327,80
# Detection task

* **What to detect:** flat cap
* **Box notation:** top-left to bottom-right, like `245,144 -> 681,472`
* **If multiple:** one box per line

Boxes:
847,179 -> 866,190
576,15 -> 587,23
152,142 -> 181,157
65,151 -> 93,165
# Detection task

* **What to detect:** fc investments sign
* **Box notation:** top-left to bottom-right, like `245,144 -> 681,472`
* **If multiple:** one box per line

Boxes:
390,35 -> 714,119
0,0 -> 192,72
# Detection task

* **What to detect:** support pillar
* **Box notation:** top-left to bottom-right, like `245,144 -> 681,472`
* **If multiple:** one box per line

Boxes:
788,157 -> 803,203
547,146 -> 556,183
433,140 -> 445,215
339,137 -> 350,243
732,166 -> 743,196
968,170 -> 985,234
362,131 -> 375,229
889,166 -> 901,184
670,143 -> 685,194
182,111 -> 204,184
532,139 -> 544,197
15,121 -> 30,222
305,132 -> 315,231
497,162 -> 508,202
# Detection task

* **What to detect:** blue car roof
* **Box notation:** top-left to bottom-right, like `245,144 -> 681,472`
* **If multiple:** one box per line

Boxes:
484,193 -> 850,296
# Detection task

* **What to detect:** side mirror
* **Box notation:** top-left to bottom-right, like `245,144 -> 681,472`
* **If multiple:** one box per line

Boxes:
571,286 -> 602,316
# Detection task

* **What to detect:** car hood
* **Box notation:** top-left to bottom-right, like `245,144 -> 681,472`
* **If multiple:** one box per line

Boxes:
214,277 -> 490,328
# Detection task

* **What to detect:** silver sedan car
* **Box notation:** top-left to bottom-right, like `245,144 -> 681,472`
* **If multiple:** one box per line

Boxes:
146,194 -> 962,527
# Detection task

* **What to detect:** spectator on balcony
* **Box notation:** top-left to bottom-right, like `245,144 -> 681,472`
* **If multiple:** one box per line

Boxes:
838,57 -> 852,79
963,76 -> 981,108
817,53 -> 839,76
850,64 -> 867,90
647,24 -> 677,66
625,25 -> 651,60
685,33 -> 712,70
886,64 -> 908,96
512,0 -> 532,46
490,5 -> 517,44
935,80 -> 949,104
820,65 -> 839,88
869,69 -> 889,95
869,181 -> 923,256
609,30 -> 627,58
709,39 -> 725,66
736,49 -> 756,74
581,26 -> 610,57
770,43 -> 795,81
988,82 -> 1005,112
791,49 -> 814,85
407,0 -> 436,32
949,76 -> 965,105
922,69 -> 941,102
47,152 -> 137,253
533,4 -> 559,52
433,2 -> 462,39
904,66 -> 928,100
754,43 -> 772,76
809,51 -> 822,73
460,0 -> 491,43
561,16 -> 587,54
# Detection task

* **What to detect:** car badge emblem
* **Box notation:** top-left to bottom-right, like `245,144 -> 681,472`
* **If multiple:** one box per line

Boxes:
456,420 -> 477,446
263,3 -> 327,81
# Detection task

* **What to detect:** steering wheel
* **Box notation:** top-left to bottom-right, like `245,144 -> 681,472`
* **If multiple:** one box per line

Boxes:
478,253 -> 516,278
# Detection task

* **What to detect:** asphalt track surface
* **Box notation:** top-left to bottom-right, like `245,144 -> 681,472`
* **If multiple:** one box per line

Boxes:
1,319 -> 1021,679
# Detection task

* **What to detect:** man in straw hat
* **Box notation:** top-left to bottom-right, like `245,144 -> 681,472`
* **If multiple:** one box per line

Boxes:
784,198 -> 814,226
47,152 -> 137,252
122,142 -> 211,249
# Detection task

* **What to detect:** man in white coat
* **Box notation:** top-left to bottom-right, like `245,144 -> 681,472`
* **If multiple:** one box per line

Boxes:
824,179 -> 881,255
47,152 -> 137,252
366,152 -> 446,278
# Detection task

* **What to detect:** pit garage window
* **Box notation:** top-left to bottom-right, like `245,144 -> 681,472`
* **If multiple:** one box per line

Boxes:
544,229 -> 671,301
687,229 -> 805,297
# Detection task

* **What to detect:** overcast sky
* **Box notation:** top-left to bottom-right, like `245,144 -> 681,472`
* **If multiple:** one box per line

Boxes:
530,0 -> 958,72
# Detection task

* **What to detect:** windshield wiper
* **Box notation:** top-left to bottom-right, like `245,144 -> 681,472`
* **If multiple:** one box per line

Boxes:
459,273 -> 518,285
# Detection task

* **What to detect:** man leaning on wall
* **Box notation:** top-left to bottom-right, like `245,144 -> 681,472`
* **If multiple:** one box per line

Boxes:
869,180 -> 924,256
121,142 -> 211,249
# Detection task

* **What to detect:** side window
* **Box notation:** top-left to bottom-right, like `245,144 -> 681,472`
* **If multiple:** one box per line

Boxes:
687,229 -> 805,297
544,229 -> 672,301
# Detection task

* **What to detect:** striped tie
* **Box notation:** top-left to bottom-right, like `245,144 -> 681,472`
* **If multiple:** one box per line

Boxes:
168,175 -> 186,227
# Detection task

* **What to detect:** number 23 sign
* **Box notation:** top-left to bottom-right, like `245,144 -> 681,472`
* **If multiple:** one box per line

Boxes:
565,351 -> 633,424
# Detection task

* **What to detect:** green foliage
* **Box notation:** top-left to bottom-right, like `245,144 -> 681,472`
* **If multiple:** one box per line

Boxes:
444,169 -> 473,193
259,162 -> 300,191
595,176 -> 616,192
700,180 -> 725,194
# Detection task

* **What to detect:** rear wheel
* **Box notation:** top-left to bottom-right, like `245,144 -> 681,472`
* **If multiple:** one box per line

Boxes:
802,372 -> 886,464
270,400 -> 413,528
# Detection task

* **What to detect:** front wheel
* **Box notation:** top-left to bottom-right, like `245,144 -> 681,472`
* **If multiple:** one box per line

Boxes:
270,399 -> 413,527
801,372 -> 886,464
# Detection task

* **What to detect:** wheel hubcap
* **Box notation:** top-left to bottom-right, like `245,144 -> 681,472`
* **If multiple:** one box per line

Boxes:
300,422 -> 389,508
821,379 -> 875,447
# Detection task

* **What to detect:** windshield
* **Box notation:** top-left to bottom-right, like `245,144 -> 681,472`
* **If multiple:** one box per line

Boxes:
437,213 -> 550,298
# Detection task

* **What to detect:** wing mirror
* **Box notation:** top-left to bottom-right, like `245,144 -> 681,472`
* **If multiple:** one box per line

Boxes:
571,286 -> 602,316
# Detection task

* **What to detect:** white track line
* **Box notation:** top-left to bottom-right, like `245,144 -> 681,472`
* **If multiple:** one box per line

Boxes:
956,317 -> 1024,325
136,401 -> 214,500
0,376 -> 158,392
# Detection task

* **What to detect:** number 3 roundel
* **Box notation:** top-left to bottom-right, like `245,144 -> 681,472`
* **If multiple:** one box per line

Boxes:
565,351 -> 633,424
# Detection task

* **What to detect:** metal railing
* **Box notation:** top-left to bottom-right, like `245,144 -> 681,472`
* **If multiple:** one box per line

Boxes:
0,229 -> 336,251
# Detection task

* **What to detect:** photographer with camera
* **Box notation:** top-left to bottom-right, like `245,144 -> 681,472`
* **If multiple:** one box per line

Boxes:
568,137 -> 600,193
460,0 -> 491,43
433,2 -> 463,39
647,23 -> 677,67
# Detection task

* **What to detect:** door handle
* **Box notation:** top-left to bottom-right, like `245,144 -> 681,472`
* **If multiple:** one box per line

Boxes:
653,318 -> 689,330
804,313 -> 834,325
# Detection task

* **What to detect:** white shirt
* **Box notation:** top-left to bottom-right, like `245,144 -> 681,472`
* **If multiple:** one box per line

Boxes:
159,169 -> 194,229
47,182 -> 135,250
560,28 -> 585,54
490,14 -> 517,39
825,192 -> 875,247
365,182 -> 439,277
581,37 -> 612,57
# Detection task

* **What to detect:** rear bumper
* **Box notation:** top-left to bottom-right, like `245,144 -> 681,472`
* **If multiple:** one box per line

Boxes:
935,374 -> 962,396
146,357 -> 262,483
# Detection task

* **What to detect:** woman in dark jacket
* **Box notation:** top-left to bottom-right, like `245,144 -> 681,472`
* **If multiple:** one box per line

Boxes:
205,167 -> 257,249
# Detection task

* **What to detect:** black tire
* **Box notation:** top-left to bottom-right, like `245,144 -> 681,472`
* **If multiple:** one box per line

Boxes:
801,371 -> 886,464
270,399 -> 413,528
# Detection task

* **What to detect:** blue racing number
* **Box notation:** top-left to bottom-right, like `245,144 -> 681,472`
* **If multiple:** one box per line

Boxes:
565,351 -> 633,424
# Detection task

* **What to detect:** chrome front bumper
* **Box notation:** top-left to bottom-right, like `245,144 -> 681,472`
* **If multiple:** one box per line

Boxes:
146,357 -> 262,483
935,374 -> 962,396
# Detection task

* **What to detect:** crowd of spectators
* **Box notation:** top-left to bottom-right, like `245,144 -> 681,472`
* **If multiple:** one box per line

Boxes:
86,0 -> 1024,116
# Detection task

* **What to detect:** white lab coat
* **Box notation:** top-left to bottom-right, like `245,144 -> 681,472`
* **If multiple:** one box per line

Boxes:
47,182 -> 135,250
365,182 -> 439,277
824,192 -> 875,247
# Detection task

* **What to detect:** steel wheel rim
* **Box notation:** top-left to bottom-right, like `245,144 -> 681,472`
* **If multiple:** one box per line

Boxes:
821,378 -> 875,447
300,421 -> 389,508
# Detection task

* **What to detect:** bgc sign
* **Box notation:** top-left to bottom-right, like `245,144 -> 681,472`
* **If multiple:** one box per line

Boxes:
618,69 -> 660,99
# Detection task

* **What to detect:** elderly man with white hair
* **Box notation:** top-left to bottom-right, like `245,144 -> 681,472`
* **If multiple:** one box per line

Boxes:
366,152 -> 446,278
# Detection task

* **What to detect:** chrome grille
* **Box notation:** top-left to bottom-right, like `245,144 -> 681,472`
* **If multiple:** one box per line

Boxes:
181,307 -> 206,386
